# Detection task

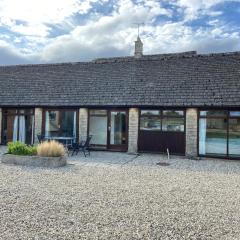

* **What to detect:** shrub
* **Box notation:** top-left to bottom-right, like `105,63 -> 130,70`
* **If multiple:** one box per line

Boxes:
7,142 -> 37,156
37,141 -> 65,157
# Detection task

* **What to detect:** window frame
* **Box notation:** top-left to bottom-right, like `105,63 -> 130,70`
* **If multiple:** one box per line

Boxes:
139,109 -> 185,133
2,108 -> 35,144
198,109 -> 240,159
42,108 -> 79,139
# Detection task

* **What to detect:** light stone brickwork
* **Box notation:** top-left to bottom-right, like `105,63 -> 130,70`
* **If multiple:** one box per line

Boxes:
34,108 -> 43,144
128,108 -> 139,153
0,108 -> 2,144
186,108 -> 198,157
79,108 -> 88,141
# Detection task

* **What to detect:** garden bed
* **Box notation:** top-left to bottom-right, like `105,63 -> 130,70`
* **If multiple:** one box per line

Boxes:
1,154 -> 66,168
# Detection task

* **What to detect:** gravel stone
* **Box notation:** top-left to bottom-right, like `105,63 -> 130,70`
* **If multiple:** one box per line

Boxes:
0,147 -> 240,239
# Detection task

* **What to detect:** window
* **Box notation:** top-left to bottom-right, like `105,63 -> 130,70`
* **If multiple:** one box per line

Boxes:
199,110 -> 240,157
140,110 -> 161,130
162,110 -> 184,132
2,108 -> 34,145
162,118 -> 184,132
199,117 -> 227,155
45,110 -> 77,138
200,111 -> 228,117
140,110 -> 185,132
229,115 -> 240,156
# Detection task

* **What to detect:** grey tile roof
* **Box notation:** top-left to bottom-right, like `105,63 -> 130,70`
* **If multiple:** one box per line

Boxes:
0,51 -> 240,107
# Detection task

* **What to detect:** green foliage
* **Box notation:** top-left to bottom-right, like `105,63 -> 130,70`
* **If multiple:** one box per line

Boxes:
7,142 -> 37,156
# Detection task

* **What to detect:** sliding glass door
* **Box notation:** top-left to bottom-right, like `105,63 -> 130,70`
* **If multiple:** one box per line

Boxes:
2,109 -> 34,145
199,110 -> 240,158
229,112 -> 240,157
88,109 -> 128,151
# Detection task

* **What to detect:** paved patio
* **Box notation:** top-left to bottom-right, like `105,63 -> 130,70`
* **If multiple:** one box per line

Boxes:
1,146 -> 240,174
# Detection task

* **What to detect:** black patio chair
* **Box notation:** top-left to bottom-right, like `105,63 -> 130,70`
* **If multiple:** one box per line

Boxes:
37,134 -> 45,143
69,135 -> 92,157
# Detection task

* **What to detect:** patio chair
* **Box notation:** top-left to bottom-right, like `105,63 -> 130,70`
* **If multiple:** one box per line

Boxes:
37,134 -> 45,143
69,135 -> 92,157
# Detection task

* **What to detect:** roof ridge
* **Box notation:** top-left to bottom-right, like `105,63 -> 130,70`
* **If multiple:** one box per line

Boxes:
1,50 -> 240,68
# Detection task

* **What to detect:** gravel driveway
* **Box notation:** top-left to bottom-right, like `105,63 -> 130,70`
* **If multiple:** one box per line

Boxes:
0,150 -> 240,239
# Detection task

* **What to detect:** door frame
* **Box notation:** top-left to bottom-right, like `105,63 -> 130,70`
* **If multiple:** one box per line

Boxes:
107,109 -> 129,151
88,108 -> 129,152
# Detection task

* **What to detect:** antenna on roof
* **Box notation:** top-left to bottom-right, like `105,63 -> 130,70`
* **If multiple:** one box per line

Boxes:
134,22 -> 144,37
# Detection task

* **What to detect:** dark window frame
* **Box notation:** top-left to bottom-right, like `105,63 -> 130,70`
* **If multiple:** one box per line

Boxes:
140,109 -> 185,132
1,108 -> 35,144
198,110 -> 240,159
42,108 -> 79,139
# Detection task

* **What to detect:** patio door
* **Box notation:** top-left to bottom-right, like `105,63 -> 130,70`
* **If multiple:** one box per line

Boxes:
108,110 -> 128,151
89,109 -> 128,151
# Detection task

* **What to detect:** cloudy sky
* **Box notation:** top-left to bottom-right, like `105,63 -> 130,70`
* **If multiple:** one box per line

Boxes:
0,0 -> 240,65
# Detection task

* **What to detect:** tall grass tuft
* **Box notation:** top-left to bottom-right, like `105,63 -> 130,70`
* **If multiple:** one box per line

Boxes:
37,141 -> 66,157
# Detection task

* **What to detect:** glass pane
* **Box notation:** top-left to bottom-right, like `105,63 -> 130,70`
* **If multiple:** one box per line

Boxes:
229,119 -> 240,156
61,111 -> 76,137
163,110 -> 184,117
200,111 -> 228,117
25,115 -> 34,144
90,110 -> 107,116
199,118 -> 227,155
2,113 -> 34,144
140,116 -> 161,130
2,115 -> 14,143
230,111 -> 240,117
110,111 -> 126,145
141,110 -> 161,116
162,118 -> 184,132
45,111 -> 61,137
89,115 -> 107,145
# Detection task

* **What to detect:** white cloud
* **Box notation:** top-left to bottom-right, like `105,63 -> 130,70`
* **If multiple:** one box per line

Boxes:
0,0 -> 104,37
0,0 -> 239,65
174,0 -> 240,20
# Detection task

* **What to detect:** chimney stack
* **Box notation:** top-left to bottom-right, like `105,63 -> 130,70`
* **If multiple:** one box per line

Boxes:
134,36 -> 143,58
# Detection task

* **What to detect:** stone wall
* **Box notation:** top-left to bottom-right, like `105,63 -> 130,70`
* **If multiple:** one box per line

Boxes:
34,108 -> 43,144
186,108 -> 198,157
79,108 -> 88,141
0,108 -> 2,144
128,108 -> 139,153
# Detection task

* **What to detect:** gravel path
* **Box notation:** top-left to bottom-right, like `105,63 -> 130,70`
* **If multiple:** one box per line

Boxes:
0,158 -> 240,240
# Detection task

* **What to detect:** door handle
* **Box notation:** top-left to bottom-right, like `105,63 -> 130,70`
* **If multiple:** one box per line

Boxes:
108,126 -> 111,131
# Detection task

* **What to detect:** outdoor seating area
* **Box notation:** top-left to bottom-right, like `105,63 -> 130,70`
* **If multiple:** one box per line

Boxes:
37,134 -> 92,157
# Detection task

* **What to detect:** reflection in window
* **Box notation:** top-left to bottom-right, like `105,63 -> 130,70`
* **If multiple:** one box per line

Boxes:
140,111 -> 161,130
200,111 -> 228,117
229,118 -> 240,156
199,112 -> 227,156
163,110 -> 184,117
230,111 -> 240,117
162,118 -> 184,132
45,110 -> 77,138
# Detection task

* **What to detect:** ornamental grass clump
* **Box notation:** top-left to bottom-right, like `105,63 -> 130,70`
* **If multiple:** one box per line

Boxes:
37,141 -> 66,157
